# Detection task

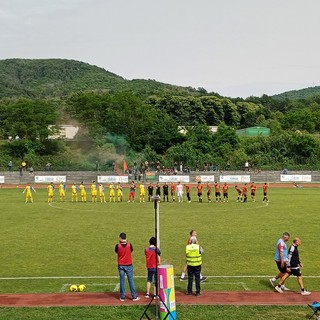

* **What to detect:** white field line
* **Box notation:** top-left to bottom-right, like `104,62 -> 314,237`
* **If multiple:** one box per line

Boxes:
113,283 -> 120,292
203,281 -> 250,291
1,275 -> 320,280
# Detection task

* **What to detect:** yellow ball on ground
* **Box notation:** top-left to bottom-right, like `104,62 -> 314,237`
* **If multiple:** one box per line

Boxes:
78,284 -> 86,292
69,284 -> 78,292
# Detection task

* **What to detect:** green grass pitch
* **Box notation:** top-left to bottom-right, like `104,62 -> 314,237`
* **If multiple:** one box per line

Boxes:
1,186 -> 319,294
0,187 -> 319,319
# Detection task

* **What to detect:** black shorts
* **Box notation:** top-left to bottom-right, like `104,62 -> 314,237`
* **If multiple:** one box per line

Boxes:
197,192 -> 202,197
215,192 -> 220,197
147,269 -> 156,282
289,267 -> 302,277
276,260 -> 287,273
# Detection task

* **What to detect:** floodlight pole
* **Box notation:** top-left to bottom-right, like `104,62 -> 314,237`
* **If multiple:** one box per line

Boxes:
139,195 -> 175,320
155,195 -> 160,252
154,196 -> 160,320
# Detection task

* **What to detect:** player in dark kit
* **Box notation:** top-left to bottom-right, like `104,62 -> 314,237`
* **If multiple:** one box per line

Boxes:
155,183 -> 161,198
163,182 -> 169,202
147,183 -> 153,202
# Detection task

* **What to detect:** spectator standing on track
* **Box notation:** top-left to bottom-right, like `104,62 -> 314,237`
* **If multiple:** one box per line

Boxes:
186,236 -> 204,296
144,236 -> 161,298
275,237 -> 311,295
180,230 -> 207,282
115,232 -> 140,302
270,232 -> 291,291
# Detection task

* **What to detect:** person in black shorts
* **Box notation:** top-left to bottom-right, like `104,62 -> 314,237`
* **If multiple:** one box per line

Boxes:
275,237 -> 311,295
147,183 -> 153,202
162,182 -> 169,202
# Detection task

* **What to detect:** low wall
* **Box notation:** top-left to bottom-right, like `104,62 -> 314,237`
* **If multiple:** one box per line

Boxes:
1,170 -> 320,185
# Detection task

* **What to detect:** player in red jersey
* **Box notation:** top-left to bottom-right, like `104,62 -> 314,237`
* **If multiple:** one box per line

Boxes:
222,183 -> 229,202
235,185 -> 242,202
262,182 -> 269,202
206,182 -> 212,203
250,182 -> 257,202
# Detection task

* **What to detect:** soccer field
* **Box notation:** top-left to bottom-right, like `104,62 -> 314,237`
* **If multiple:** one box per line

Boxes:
0,187 -> 319,294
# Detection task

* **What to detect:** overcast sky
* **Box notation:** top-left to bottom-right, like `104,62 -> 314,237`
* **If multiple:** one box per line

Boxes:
0,0 -> 319,98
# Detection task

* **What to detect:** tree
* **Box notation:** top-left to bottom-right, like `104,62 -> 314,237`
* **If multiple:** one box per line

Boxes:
0,99 -> 59,141
281,109 -> 316,133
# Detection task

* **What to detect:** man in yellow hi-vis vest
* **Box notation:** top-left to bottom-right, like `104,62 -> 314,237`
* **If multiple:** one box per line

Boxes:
186,236 -> 204,296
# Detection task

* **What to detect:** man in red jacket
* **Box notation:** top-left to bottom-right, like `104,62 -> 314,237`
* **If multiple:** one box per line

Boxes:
115,232 -> 140,302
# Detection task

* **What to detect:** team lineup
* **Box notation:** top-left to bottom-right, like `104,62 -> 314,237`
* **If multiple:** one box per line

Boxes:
22,180 -> 270,204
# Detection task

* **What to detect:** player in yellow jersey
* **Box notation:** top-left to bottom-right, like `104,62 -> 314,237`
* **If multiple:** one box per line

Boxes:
47,182 -> 55,203
116,182 -> 123,202
91,180 -> 98,203
59,183 -> 66,202
109,183 -> 115,202
23,183 -> 36,203
98,183 -> 106,203
71,183 -> 78,202
79,181 -> 87,202
139,182 -> 145,203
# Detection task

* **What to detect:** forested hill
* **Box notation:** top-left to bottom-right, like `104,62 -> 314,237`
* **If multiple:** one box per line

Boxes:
272,86 -> 320,100
0,59 -> 198,99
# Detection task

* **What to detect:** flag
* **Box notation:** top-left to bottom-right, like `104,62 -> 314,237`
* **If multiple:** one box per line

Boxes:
123,160 -> 128,172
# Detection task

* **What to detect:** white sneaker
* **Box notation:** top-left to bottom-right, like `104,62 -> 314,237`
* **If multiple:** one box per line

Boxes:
269,278 -> 276,287
281,285 -> 290,291
132,297 -> 140,301
275,286 -> 283,293
301,290 -> 311,296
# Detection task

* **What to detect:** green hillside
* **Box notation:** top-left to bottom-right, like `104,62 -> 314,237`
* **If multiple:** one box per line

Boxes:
272,86 -> 320,100
0,59 -> 197,99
